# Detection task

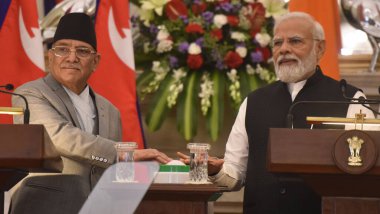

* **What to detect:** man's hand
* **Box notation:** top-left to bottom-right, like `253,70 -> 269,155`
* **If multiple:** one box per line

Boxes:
176,152 -> 224,176
134,149 -> 172,164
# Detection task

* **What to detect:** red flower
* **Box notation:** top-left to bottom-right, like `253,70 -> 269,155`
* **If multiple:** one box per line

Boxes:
224,51 -> 243,69
246,2 -> 266,31
210,28 -> 223,41
227,16 -> 239,27
191,2 -> 207,15
165,0 -> 188,21
257,47 -> 271,61
187,54 -> 204,70
185,23 -> 204,34
250,29 -> 259,38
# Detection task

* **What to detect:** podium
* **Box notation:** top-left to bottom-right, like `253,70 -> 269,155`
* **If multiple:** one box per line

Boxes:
0,124 -> 52,212
268,128 -> 380,214
135,183 -> 223,214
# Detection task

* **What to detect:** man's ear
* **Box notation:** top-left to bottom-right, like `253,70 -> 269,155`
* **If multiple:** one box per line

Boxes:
316,40 -> 326,61
47,50 -> 54,69
92,54 -> 101,71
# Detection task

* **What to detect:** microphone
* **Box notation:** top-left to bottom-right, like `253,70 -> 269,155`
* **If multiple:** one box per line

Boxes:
0,84 -> 29,124
286,100 -> 369,128
287,80 -> 380,128
339,79 -> 380,115
0,84 -> 14,91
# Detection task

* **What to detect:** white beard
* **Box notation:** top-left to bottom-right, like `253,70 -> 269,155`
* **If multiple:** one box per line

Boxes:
274,48 -> 318,83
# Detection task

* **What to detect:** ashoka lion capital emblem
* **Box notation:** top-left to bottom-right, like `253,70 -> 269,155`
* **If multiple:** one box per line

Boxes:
347,136 -> 364,166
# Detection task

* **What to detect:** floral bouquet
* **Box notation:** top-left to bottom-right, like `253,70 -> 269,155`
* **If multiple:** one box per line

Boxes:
132,0 -> 287,141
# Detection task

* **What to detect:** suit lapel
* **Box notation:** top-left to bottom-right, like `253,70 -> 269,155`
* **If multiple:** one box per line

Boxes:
44,74 -> 81,128
93,93 -> 109,138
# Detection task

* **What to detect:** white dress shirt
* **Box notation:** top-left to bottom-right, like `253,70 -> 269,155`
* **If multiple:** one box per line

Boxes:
63,85 -> 96,134
209,81 -> 377,190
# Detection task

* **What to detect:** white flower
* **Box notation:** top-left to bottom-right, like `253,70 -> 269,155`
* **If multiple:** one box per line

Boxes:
152,61 -> 169,73
246,64 -> 255,75
259,0 -> 288,18
156,26 -> 170,41
198,74 -> 214,115
156,40 -> 173,53
236,46 -> 247,58
213,14 -> 228,28
188,43 -> 202,55
255,32 -> 271,47
231,32 -> 248,42
172,68 -> 187,80
227,69 -> 238,81
141,0 -> 168,16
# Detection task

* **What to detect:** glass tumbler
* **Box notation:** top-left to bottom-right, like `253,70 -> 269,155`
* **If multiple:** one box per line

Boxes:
114,142 -> 138,182
187,143 -> 211,183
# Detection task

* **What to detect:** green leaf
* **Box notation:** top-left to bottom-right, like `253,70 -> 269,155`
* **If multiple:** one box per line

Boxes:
177,71 -> 201,141
247,73 -> 261,91
206,71 -> 225,142
239,71 -> 261,99
136,71 -> 155,93
239,71 -> 251,100
145,76 -> 176,131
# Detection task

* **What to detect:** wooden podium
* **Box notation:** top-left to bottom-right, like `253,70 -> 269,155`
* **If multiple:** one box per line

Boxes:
0,124 -> 51,212
268,128 -> 380,214
135,183 -> 223,214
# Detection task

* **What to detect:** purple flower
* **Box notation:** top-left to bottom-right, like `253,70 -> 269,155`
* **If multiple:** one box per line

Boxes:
220,3 -> 233,12
178,42 -> 189,53
169,56 -> 179,68
216,59 -> 226,70
202,11 -> 214,24
231,3 -> 242,13
195,37 -> 204,46
179,15 -> 189,24
149,25 -> 158,34
251,51 -> 263,63
193,0 -> 201,4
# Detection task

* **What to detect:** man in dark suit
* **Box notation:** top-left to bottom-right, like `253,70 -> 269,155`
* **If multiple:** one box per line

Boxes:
10,13 -> 171,214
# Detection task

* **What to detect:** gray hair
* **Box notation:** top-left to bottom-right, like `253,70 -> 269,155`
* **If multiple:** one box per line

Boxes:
273,12 -> 325,40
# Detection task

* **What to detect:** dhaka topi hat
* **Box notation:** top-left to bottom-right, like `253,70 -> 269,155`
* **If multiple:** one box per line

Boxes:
53,13 -> 97,50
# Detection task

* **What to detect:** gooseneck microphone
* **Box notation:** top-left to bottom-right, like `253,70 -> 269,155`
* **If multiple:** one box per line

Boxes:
339,79 -> 380,116
0,84 -> 30,124
285,100 -> 371,128
0,84 -> 14,91
287,80 -> 380,128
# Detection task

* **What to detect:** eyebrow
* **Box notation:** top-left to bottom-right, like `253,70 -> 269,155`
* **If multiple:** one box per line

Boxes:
273,35 -> 304,40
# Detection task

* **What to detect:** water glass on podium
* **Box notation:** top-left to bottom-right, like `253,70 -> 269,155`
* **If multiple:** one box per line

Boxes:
114,142 -> 138,182
187,143 -> 211,183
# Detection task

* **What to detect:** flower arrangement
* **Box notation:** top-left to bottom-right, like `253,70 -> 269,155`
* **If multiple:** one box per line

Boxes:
132,0 -> 288,141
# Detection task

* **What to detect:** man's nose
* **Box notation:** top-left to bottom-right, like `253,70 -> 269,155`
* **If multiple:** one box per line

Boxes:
278,41 -> 291,54
66,50 -> 79,62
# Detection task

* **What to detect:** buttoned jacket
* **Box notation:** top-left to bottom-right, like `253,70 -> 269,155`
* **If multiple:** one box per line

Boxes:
11,73 -> 122,199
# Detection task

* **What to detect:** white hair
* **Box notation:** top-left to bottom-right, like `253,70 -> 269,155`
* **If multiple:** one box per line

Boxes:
273,12 -> 325,40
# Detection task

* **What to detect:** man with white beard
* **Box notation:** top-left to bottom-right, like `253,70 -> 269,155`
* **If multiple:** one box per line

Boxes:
187,12 -> 374,214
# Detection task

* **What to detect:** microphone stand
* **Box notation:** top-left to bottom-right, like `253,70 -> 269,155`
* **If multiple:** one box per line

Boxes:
340,79 -> 380,116
286,100 -> 380,129
0,89 -> 29,124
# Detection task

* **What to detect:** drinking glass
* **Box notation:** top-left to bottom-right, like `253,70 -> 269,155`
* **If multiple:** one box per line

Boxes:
187,143 -> 211,183
114,142 -> 137,182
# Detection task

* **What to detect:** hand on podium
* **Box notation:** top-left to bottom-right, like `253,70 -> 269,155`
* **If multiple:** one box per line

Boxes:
176,152 -> 224,176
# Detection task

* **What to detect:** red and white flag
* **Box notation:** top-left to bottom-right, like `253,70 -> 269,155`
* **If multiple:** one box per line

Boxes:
91,0 -> 145,148
0,0 -> 45,123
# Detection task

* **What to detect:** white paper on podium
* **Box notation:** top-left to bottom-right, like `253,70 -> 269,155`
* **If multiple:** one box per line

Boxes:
79,161 -> 159,214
